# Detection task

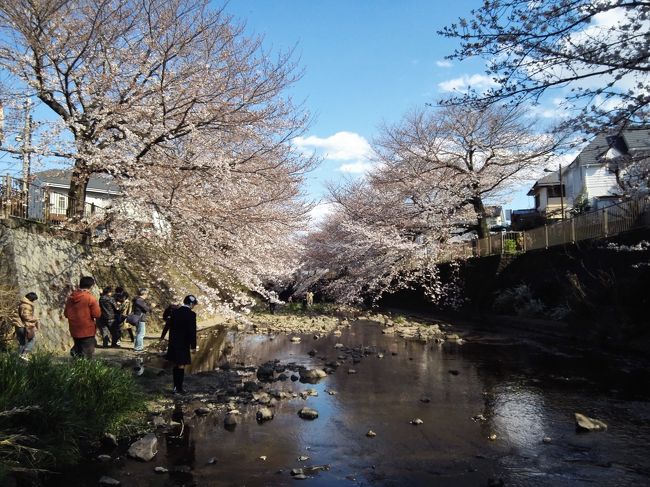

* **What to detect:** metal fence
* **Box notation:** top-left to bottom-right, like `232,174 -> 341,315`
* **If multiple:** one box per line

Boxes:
1,175 -> 106,224
439,195 -> 650,262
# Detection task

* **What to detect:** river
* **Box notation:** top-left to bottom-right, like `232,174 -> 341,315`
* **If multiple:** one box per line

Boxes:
57,319 -> 650,486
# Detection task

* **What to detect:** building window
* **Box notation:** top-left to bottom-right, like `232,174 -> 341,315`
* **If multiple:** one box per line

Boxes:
547,185 -> 565,198
535,194 -> 540,209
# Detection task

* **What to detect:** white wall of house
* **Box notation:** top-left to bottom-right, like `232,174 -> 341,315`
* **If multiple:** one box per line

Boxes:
584,165 -> 619,203
564,164 -> 583,202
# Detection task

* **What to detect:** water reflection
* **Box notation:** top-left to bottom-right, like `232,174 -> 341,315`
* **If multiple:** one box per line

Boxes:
64,321 -> 650,486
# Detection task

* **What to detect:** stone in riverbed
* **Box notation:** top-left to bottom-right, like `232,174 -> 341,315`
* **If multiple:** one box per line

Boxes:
575,413 -> 607,431
224,413 -> 239,427
298,407 -> 319,420
299,368 -> 327,380
100,433 -> 118,448
127,433 -> 158,461
366,430 -> 376,438
347,369 -> 357,374
195,407 -> 210,416
99,476 -> 120,486
153,466 -> 168,473
256,365 -> 275,381
290,336 -> 302,343
243,381 -> 260,393
410,418 -> 424,425
97,454 -> 112,462
257,407 -> 274,422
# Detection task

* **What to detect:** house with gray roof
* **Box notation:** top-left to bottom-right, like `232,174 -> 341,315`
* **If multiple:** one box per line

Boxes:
528,127 -> 650,219
30,169 -> 120,220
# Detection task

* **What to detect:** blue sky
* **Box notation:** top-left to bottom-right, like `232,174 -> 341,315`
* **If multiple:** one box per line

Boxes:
223,0 -> 539,217
0,1 -> 542,214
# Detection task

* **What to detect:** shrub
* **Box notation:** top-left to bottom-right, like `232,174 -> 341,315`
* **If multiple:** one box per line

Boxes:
492,284 -> 545,317
0,281 -> 18,352
503,238 -> 518,254
0,353 -> 145,478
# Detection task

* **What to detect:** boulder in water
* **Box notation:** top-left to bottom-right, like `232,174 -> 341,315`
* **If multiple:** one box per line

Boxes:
575,413 -> 607,431
127,433 -> 158,461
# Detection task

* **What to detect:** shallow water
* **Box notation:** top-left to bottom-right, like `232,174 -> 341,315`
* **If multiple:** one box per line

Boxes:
59,321 -> 650,486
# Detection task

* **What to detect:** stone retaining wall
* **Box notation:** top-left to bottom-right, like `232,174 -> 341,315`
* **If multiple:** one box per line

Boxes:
0,219 -> 171,351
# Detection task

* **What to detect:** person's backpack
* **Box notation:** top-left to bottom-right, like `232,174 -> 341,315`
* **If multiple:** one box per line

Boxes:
125,313 -> 141,326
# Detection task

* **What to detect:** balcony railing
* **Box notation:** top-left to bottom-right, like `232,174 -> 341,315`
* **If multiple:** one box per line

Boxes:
1,175 -> 106,225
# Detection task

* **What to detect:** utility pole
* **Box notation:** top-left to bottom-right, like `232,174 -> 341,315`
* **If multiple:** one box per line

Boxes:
559,162 -> 564,221
21,98 -> 32,193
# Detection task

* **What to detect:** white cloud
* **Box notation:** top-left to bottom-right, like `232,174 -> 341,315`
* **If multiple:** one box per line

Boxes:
436,60 -> 453,68
339,161 -> 374,174
308,202 -> 335,225
438,73 -> 498,93
293,131 -> 371,161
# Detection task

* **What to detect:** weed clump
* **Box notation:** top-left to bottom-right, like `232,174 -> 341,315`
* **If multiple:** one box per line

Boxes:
0,353 -> 145,479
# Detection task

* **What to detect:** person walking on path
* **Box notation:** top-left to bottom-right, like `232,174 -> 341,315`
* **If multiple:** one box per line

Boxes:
132,288 -> 153,352
14,292 -> 40,359
65,276 -> 101,359
166,295 -> 199,395
98,286 -> 119,348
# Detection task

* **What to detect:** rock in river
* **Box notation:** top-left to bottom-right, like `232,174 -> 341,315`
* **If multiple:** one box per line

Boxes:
299,368 -> 327,380
298,407 -> 319,420
224,413 -> 239,427
127,433 -> 158,461
99,476 -> 120,486
257,407 -> 274,422
410,418 -> 424,425
575,412 -> 607,431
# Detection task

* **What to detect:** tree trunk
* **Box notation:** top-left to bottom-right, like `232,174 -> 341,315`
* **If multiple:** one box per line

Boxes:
471,196 -> 489,239
67,165 -> 90,219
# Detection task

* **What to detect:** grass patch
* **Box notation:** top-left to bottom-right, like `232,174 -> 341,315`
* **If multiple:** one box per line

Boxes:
0,353 -> 146,479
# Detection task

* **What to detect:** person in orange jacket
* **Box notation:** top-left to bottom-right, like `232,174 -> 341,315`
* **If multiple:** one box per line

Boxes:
64,276 -> 101,359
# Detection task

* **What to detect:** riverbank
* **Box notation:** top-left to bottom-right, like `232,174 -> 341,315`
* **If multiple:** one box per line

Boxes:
8,308 -> 650,486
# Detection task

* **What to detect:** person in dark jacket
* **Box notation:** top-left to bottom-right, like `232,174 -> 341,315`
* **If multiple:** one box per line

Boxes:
160,303 -> 180,340
98,286 -> 119,348
132,288 -> 153,352
166,295 -> 198,394
114,288 -> 133,342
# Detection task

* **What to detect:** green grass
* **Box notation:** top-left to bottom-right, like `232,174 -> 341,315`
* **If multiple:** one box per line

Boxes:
0,353 -> 146,478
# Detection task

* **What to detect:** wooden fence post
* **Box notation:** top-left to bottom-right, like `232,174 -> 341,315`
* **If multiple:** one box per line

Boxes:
544,225 -> 549,249
603,208 -> 608,237
571,217 -> 576,243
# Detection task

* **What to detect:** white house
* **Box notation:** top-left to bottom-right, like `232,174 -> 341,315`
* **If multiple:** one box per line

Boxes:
30,169 -> 120,220
528,127 -> 650,218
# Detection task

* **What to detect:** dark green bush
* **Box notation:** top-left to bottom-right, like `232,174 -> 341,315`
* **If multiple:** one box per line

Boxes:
0,353 -> 145,477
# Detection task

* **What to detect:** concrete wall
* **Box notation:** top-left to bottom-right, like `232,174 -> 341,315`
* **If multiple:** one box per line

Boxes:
0,219 -> 172,351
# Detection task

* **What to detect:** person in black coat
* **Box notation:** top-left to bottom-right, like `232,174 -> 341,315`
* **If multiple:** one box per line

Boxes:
166,295 -> 198,394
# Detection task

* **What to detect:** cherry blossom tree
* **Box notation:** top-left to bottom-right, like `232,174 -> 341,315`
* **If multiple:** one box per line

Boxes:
373,104 -> 561,238
0,0 -> 315,306
439,0 -> 650,133
0,0 -> 305,216
302,179 -> 449,305
300,104 -> 561,304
